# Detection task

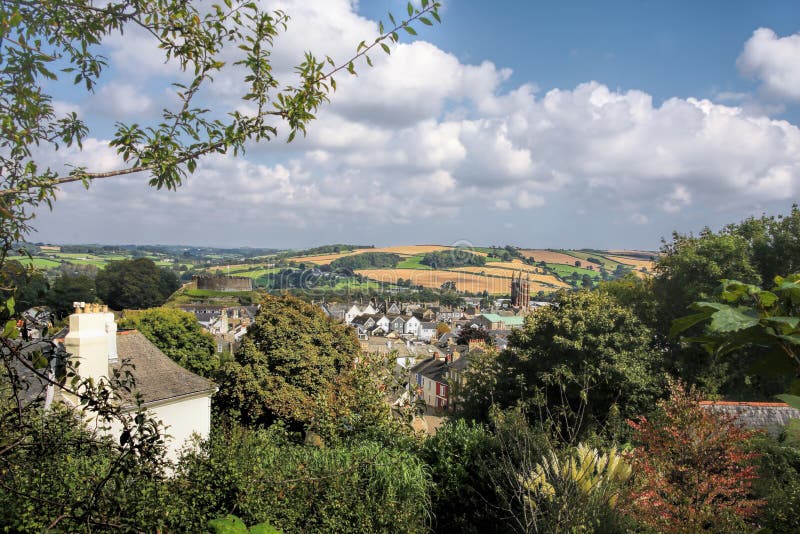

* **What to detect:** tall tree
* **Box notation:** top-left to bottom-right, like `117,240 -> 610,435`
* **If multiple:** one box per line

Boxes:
215,294 -> 361,432
494,290 -> 661,438
118,307 -> 219,378
47,273 -> 96,318
95,258 -> 178,310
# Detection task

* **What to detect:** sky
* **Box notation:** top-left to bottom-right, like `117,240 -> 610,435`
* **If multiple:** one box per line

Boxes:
31,0 -> 800,250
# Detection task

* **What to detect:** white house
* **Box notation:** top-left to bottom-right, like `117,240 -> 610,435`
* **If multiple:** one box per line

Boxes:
63,303 -> 216,461
344,305 -> 361,324
374,315 -> 391,334
404,315 -> 421,337
418,321 -> 437,342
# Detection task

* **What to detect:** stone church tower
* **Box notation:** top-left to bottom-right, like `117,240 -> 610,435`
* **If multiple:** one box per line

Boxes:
511,272 -> 530,308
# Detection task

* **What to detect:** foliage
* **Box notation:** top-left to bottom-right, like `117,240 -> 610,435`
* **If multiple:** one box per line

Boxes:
47,272 -> 96,318
729,203 -> 800,284
0,259 -> 48,312
436,322 -> 451,337
208,515 -> 281,534
421,250 -> 486,269
519,443 -> 632,532
496,290 -> 662,438
456,325 -> 493,346
453,348 -> 501,421
749,435 -> 800,532
214,294 -> 360,431
0,403 -> 170,533
672,274 -> 800,408
119,307 -> 220,378
95,258 -> 179,310
623,382 -> 763,533
328,252 -> 401,271
420,419 -> 504,533
170,425 -> 431,533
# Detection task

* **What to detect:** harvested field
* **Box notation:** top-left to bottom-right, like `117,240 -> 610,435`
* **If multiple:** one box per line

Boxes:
606,255 -> 656,270
519,249 -> 583,265
356,269 -> 557,294
451,265 -> 570,288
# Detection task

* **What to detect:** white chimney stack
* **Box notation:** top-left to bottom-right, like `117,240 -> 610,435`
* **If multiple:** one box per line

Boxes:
64,303 -> 117,384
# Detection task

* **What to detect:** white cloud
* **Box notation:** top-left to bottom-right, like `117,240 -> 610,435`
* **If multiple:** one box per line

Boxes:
737,28 -> 800,101
92,81 -> 153,117
31,7 -> 800,246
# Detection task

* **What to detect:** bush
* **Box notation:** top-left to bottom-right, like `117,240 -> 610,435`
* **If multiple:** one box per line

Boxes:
170,425 -> 431,533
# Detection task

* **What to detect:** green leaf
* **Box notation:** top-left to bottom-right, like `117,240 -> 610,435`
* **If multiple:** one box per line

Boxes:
407,2 -> 414,16
404,26 -> 418,36
208,515 -> 249,534
708,307 -> 760,333
670,312 -> 711,338
380,43 -> 391,54
6,297 -> 14,315
419,17 -> 433,25
3,320 -> 18,339
776,394 -> 800,410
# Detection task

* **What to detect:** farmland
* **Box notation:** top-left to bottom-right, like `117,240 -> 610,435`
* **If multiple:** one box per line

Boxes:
355,268 -> 562,294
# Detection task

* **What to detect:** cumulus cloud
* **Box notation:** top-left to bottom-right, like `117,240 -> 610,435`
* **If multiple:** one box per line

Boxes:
737,28 -> 800,101
31,5 -> 800,246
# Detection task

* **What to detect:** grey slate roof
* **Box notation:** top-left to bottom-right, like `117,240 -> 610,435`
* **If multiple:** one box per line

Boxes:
112,330 -> 217,407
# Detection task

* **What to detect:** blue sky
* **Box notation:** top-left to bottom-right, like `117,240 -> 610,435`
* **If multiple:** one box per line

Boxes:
32,0 -> 800,250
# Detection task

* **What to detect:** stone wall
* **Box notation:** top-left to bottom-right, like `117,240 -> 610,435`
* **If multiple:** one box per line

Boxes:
700,401 -> 800,437
194,275 -> 253,292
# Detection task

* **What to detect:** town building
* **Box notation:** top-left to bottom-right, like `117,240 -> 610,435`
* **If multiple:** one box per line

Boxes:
61,303 -> 216,461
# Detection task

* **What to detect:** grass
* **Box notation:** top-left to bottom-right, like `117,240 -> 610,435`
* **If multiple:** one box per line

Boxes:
545,263 -> 602,280
396,255 -> 432,270
13,258 -> 61,269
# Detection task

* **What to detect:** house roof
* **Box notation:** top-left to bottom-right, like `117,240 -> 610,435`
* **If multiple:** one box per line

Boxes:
420,322 -> 437,329
410,357 -> 448,382
480,313 -> 525,327
112,330 -> 217,407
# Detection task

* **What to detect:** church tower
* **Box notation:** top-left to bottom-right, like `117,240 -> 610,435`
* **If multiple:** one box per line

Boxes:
511,272 -> 530,308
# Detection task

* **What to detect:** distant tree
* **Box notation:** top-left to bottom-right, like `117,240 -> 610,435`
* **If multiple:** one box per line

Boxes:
118,308 -> 219,378
47,273 -> 96,318
574,260 -> 581,267
436,323 -> 451,338
95,258 -> 179,310
440,280 -> 457,291
329,252 -> 400,272
456,326 -> 492,346
421,250 -> 486,269
581,274 -> 593,288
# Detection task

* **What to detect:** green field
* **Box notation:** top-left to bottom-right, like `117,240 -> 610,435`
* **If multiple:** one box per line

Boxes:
13,258 -> 62,269
546,263 -> 602,281
396,256 -> 432,270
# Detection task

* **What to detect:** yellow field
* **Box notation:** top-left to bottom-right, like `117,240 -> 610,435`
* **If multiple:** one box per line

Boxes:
451,265 -> 571,288
519,249 -> 582,265
606,255 -> 656,270
355,268 -> 560,294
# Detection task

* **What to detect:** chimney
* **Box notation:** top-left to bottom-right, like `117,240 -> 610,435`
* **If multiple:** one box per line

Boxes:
64,303 -> 117,384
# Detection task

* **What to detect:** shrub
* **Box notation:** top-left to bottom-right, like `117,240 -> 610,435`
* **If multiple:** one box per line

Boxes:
623,382 -> 763,532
